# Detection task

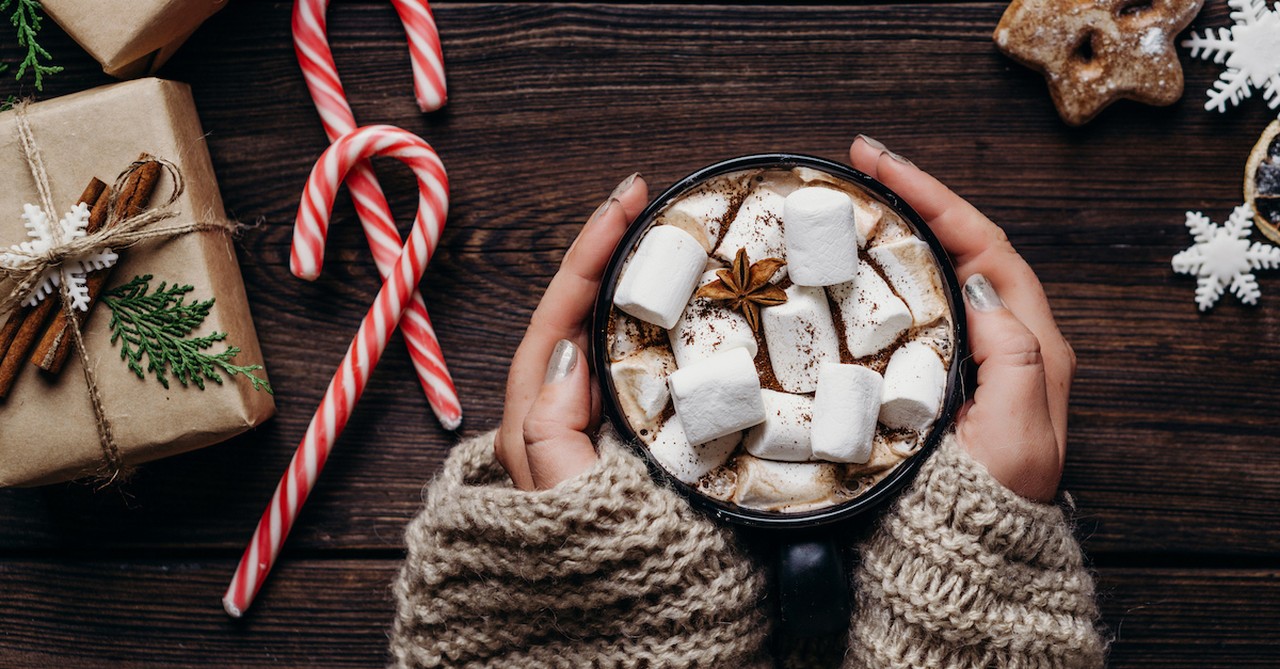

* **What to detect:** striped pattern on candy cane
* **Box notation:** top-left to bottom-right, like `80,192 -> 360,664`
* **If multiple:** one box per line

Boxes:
292,0 -> 460,430
223,125 -> 448,618
391,0 -> 447,113
294,0 -> 446,117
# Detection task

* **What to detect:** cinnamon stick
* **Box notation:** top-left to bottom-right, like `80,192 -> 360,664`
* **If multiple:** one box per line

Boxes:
31,157 -> 162,376
0,308 -> 23,360
32,155 -> 162,375
0,178 -> 108,399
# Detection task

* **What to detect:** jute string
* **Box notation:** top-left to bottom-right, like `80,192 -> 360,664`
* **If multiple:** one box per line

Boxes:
1,101 -> 236,484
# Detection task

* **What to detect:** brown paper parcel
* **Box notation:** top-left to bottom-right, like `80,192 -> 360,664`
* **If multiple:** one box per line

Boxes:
41,0 -> 228,79
0,78 -> 274,487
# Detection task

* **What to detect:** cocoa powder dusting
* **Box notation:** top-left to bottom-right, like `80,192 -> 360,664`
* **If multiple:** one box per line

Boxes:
752,328 -> 785,392
710,172 -> 754,250
826,287 -> 857,365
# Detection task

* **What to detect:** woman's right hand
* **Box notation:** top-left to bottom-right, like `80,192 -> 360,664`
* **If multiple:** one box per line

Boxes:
850,136 -> 1075,503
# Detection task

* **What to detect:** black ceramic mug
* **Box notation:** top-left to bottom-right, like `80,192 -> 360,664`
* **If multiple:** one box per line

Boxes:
590,153 -> 968,636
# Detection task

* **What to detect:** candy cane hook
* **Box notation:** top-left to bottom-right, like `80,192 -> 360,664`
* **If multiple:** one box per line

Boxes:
293,0 -> 460,430
224,125 -> 448,618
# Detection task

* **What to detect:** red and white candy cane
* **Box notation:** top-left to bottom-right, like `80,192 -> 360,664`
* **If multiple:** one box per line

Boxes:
223,125 -> 448,618
293,0 -> 460,430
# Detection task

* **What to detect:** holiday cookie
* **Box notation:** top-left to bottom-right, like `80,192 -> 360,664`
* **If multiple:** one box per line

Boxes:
994,0 -> 1205,126
1244,120 -> 1280,245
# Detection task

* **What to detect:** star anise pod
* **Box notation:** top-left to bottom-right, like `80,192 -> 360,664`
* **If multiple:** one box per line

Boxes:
695,247 -> 787,332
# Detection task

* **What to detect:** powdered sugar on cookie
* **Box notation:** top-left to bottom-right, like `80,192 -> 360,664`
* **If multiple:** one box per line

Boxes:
994,0 -> 1205,125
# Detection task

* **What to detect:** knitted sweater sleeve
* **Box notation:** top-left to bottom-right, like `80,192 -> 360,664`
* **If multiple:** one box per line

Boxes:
388,428 -> 773,669
846,436 -> 1107,669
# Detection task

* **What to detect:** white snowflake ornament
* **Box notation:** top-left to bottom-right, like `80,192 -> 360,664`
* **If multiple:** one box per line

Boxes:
0,202 -> 118,312
1172,203 -> 1280,310
1183,0 -> 1280,114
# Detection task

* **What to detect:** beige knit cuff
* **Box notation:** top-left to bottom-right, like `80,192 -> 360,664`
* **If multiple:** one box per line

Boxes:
918,435 -> 1085,568
847,435 -> 1107,668
388,427 -> 773,669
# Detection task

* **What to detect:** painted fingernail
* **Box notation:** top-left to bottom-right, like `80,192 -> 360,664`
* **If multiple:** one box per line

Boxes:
587,197 -> 617,225
963,273 -> 1004,312
886,150 -> 915,167
857,134 -> 915,167
857,134 -> 887,152
544,339 -> 578,383
610,172 -> 641,201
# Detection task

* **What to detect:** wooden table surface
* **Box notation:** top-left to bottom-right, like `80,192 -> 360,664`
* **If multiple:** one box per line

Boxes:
3,1 -> 1279,666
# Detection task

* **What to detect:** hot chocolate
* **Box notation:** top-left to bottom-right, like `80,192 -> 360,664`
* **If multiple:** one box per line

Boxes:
604,165 -> 956,514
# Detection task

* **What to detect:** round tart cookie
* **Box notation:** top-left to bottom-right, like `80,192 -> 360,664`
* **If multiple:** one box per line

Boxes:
1245,120 -> 1280,246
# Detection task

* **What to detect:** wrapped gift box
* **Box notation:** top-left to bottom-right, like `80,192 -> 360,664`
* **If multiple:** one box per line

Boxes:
42,0 -> 227,78
0,78 -> 274,486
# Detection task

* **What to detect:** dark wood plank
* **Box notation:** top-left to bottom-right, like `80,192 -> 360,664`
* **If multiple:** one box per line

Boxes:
0,3 -> 1277,558
0,559 -> 1276,667
0,559 -> 399,667
1099,568 -> 1280,668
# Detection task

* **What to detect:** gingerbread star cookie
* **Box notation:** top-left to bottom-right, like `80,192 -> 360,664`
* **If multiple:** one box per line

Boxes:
994,0 -> 1205,126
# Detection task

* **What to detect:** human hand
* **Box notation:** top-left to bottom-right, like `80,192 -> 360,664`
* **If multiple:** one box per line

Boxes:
494,174 -> 649,490
851,136 -> 1073,502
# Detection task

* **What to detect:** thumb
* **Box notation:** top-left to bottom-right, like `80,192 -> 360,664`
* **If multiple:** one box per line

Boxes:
521,339 -> 599,490
957,274 -> 1060,500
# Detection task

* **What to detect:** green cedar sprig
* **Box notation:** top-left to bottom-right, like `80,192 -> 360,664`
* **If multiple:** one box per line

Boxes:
1,0 -> 61,90
102,275 -> 273,394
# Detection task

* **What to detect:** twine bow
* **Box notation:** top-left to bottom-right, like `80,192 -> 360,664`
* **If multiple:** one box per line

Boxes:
1,100 -> 236,484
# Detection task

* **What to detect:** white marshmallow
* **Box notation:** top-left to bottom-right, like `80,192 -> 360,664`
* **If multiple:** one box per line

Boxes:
761,284 -> 840,393
733,455 -> 840,512
667,347 -> 767,445
829,263 -> 912,358
744,390 -> 813,462
789,169 -> 884,247
867,212 -> 912,246
610,347 -> 676,435
879,340 -> 947,431
713,187 -> 787,273
659,188 -> 734,253
646,415 -> 741,484
867,237 -> 948,326
851,197 -> 884,248
782,187 -> 860,287
668,271 -> 758,368
811,364 -> 882,464
614,225 -> 708,329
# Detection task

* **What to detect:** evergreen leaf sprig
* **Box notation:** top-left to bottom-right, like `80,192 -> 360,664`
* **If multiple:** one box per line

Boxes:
1,0 -> 61,90
102,275 -> 272,394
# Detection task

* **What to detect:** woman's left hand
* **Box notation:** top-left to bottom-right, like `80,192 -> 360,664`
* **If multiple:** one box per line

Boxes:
493,173 -> 649,490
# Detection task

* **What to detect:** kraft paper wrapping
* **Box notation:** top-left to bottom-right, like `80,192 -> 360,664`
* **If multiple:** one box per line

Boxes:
0,78 -> 275,487
42,0 -> 228,79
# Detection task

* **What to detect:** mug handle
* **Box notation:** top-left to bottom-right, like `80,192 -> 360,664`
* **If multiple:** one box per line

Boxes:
777,538 -> 850,637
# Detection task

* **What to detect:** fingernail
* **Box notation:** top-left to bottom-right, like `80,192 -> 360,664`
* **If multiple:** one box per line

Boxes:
856,134 -> 887,152
610,172 -> 641,201
963,273 -> 1004,312
857,134 -> 915,167
544,339 -> 578,383
585,174 -> 639,226
886,151 -> 915,167
587,197 -> 617,225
